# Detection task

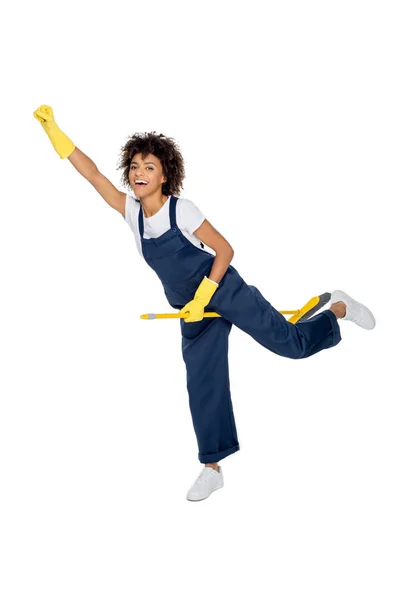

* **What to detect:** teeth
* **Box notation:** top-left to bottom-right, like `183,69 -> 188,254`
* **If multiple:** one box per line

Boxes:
135,180 -> 148,184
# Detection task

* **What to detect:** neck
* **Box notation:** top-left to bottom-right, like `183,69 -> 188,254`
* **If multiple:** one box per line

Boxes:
140,191 -> 168,218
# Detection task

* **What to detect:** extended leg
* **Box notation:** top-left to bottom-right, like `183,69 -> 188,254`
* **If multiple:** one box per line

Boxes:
209,266 -> 342,359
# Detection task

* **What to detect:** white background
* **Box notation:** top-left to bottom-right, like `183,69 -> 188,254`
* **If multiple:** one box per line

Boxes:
1,1 -> 399,598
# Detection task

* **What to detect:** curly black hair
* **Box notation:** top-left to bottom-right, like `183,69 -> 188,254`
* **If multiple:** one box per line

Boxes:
117,132 -> 185,200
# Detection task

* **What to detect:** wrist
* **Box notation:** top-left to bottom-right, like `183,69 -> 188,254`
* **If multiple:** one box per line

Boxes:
205,276 -> 219,286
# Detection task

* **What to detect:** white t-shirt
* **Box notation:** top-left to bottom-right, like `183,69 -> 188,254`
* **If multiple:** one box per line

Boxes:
123,194 -> 214,258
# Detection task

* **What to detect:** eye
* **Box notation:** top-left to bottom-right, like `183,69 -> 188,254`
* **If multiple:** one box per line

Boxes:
147,167 -> 154,171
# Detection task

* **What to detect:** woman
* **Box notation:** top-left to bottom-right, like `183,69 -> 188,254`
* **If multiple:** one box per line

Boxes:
33,105 -> 376,502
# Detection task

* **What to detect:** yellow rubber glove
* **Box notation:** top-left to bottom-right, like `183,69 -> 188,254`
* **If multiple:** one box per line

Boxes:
179,276 -> 219,323
33,105 -> 75,159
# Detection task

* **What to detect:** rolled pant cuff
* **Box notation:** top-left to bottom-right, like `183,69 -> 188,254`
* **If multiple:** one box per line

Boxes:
321,309 -> 342,346
199,443 -> 240,464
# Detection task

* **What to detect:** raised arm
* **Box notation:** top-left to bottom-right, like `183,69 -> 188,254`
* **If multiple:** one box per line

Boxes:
68,148 -> 126,216
33,105 -> 126,216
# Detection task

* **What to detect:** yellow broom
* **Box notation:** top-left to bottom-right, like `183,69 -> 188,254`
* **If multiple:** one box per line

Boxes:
140,292 -> 331,325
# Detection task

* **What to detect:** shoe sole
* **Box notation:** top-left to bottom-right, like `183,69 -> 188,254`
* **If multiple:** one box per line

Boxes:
186,483 -> 224,502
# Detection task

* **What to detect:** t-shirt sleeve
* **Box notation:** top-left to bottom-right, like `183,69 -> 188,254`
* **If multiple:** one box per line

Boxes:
178,198 -> 206,235
123,194 -> 134,226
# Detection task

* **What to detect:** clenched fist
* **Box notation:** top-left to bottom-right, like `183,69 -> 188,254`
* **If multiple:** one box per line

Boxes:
33,104 -> 75,159
33,104 -> 55,124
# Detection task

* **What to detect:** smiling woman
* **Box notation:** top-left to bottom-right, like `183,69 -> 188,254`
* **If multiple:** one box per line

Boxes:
128,153 -> 167,216
117,131 -> 185,202
33,104 -> 376,503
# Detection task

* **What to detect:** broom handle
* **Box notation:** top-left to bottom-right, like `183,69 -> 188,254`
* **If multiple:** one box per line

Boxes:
140,295 -> 326,323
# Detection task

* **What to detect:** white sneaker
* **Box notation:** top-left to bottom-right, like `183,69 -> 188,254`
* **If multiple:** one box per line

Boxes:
331,290 -> 376,330
186,466 -> 224,501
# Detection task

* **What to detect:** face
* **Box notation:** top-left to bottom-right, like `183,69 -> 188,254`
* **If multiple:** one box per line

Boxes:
129,152 -> 167,199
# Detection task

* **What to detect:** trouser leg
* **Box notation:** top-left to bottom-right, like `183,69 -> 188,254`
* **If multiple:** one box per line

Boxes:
180,315 -> 240,463
210,266 -> 341,359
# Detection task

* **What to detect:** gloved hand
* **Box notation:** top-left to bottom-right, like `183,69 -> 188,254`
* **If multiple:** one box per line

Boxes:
179,276 -> 219,323
33,105 -> 75,159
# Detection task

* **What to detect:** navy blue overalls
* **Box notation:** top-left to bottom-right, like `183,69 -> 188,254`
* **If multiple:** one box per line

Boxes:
138,196 -> 342,464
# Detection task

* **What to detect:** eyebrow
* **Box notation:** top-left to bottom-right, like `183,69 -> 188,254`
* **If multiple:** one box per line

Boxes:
130,161 -> 157,166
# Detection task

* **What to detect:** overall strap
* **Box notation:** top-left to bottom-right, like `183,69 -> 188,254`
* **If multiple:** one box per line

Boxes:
169,196 -> 178,228
138,202 -> 144,238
